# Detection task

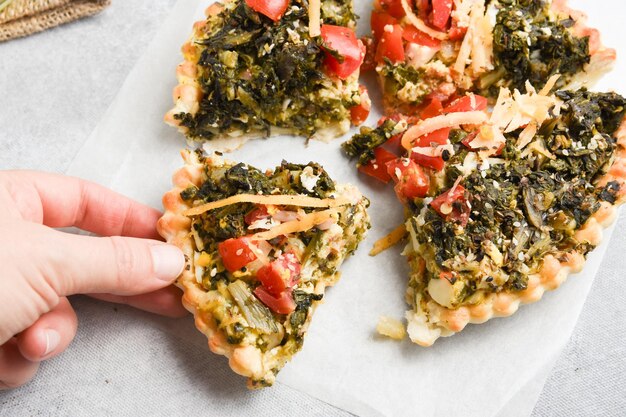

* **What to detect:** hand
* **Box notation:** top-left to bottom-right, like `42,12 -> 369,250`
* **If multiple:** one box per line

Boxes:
0,171 -> 187,389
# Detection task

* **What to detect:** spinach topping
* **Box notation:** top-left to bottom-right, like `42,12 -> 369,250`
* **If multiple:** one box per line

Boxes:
489,0 -> 590,93
175,0 -> 359,140
289,291 -> 324,336
181,156 -> 338,244
411,91 -> 625,303
342,119 -> 401,166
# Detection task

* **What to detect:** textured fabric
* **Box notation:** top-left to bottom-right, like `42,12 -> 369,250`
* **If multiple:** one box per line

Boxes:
0,297 -> 354,417
0,0 -> 624,416
0,0 -> 110,42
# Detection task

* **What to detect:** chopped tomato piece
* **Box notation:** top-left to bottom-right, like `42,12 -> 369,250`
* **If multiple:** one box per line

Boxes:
409,125 -> 449,172
257,252 -> 301,296
360,36 -> 377,72
371,11 -> 398,42
421,98 -> 444,119
385,132 -> 405,154
254,286 -> 296,314
359,147 -> 397,183
386,158 -> 430,201
410,153 -> 445,171
218,238 -> 258,272
351,86 -> 371,125
461,131 -> 479,150
375,24 -> 405,64
416,0 -> 431,20
402,25 -> 441,48
320,25 -> 366,79
448,20 -> 467,41
244,206 -> 270,225
430,185 -> 471,226
245,0 -> 288,21
430,0 -> 453,30
443,94 -> 488,113
419,128 -> 450,147
404,98 -> 449,170
378,0 -> 411,19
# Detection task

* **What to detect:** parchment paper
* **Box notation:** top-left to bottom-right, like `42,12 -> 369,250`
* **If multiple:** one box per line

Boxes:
66,1 -> 625,415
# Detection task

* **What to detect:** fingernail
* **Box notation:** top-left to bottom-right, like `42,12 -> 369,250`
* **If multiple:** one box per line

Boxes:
150,244 -> 185,282
43,329 -> 60,357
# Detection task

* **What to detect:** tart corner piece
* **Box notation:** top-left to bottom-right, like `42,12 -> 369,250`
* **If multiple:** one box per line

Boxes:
368,0 -> 616,115
158,149 -> 370,387
164,0 -> 370,144
402,90 -> 626,346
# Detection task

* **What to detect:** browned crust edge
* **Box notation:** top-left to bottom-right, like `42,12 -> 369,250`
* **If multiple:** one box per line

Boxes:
163,1 -> 362,145
406,117 -> 626,346
157,150 -> 271,382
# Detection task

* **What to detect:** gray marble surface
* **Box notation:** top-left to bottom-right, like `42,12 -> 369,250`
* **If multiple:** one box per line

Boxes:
0,1 -> 624,415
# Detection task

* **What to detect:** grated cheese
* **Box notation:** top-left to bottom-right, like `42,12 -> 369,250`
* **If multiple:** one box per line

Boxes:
453,0 -> 494,78
309,0 -> 321,37
184,194 -> 351,216
370,224 -> 407,256
251,209 -> 338,241
401,111 -> 488,150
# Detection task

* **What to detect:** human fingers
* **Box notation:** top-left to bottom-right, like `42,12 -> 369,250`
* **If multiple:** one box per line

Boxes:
41,227 -> 184,297
89,286 -> 188,318
5,170 -> 163,239
15,298 -> 78,362
0,339 -> 39,390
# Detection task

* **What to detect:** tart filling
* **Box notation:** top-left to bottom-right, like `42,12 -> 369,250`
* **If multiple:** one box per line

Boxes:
367,0 -> 615,113
158,150 -> 370,387
165,0 -> 370,142
344,86 -> 626,345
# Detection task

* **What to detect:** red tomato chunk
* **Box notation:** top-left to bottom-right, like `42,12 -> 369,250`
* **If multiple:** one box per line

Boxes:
430,185 -> 471,226
320,25 -> 366,80
218,238 -> 257,272
386,158 -> 430,201
245,0 -> 289,21
254,286 -> 297,314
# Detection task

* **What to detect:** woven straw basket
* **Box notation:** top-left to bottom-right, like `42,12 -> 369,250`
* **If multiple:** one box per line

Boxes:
0,0 -> 111,42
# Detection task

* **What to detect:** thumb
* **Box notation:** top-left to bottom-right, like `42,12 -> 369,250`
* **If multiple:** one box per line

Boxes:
44,229 -> 185,297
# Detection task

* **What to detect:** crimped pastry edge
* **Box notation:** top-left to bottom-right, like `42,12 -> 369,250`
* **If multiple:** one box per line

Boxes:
158,150 -> 370,386
163,1 -> 357,145
406,117 -> 626,346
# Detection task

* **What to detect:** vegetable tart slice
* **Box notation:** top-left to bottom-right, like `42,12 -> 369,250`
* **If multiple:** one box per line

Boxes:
367,0 -> 615,114
165,0 -> 370,145
158,150 -> 370,387
345,85 -> 626,345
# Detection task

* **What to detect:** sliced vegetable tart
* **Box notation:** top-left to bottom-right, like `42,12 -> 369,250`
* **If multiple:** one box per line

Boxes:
367,0 -> 615,114
345,85 -> 626,345
158,150 -> 370,387
165,0 -> 370,144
